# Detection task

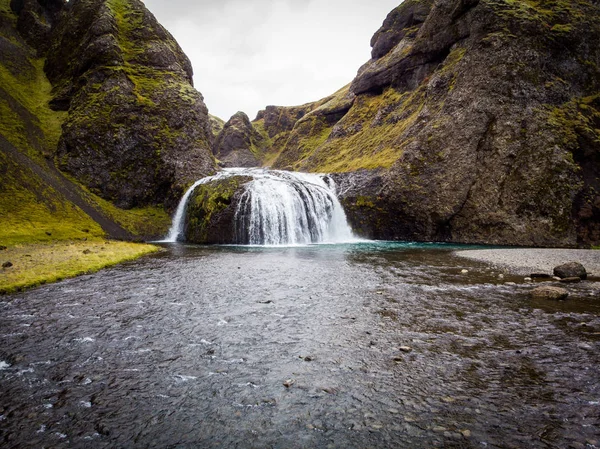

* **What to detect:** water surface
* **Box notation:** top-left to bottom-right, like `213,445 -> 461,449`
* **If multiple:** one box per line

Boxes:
1,243 -> 599,448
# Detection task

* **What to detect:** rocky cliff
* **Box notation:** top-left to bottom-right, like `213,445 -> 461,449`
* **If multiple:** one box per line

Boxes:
1,0 -> 215,243
213,112 -> 265,168
46,0 -> 216,209
250,0 -> 600,248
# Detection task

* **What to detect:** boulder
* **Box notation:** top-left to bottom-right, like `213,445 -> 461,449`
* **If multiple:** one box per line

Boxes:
530,286 -> 569,301
553,262 -> 587,280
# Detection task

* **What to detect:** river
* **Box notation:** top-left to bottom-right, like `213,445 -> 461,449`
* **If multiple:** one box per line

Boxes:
1,242 -> 599,448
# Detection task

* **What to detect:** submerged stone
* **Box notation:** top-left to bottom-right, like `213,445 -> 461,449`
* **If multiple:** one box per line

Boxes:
530,286 -> 569,301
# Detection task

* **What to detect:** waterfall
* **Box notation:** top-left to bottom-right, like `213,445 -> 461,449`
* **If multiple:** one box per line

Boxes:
163,168 -> 356,245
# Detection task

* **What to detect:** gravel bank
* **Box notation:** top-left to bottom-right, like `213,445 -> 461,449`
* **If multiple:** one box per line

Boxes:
454,248 -> 600,276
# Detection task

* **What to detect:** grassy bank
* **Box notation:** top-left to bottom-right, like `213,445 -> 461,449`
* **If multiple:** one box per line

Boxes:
0,240 -> 161,294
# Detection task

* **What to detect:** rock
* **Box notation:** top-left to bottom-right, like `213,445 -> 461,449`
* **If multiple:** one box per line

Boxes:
461,269 -> 469,274
531,273 -> 552,279
559,277 -> 581,284
213,112 -> 264,168
461,429 -> 472,438
47,0 -> 216,209
184,175 -> 252,244
399,346 -> 413,353
283,379 -> 295,388
524,277 -> 533,283
2,261 -> 13,268
260,0 -> 600,248
553,262 -> 587,280
82,249 -> 91,254
530,286 -> 569,301
0,246 -> 6,250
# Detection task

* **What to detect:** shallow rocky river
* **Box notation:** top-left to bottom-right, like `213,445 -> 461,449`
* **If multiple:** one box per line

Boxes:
1,243 -> 599,448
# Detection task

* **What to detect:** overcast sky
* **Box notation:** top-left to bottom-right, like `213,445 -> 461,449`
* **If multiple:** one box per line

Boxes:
142,0 -> 401,121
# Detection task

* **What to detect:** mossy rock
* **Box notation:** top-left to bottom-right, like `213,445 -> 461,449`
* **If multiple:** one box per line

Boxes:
183,176 -> 251,244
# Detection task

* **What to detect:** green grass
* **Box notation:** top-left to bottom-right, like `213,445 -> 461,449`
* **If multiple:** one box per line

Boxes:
0,240 -> 161,294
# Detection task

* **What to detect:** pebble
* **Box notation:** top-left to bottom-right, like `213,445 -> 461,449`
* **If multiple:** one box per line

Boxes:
559,277 -> 581,283
283,379 -> 295,388
461,269 -> 469,274
432,426 -> 447,432
399,346 -> 413,353
461,429 -> 472,438
505,282 -> 517,286
524,277 -> 532,282
498,274 -> 504,279
2,261 -> 13,268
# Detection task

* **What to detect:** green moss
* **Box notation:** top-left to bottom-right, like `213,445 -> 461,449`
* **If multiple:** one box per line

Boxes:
0,240 -> 160,294
297,86 -> 424,172
186,176 -> 249,242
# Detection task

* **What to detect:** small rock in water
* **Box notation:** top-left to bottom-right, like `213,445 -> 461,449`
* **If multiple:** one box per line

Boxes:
505,282 -> 517,286
531,273 -> 552,279
302,356 -> 313,362
559,277 -> 581,284
2,261 -> 13,268
553,276 -> 562,281
461,429 -> 472,438
524,277 -> 532,282
553,262 -> 587,280
530,286 -> 569,301
399,346 -> 413,353
283,379 -> 295,388
461,269 -> 469,274
497,274 -> 504,280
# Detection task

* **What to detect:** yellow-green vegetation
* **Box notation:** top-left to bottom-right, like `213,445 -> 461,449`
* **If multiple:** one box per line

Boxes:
298,86 -> 425,172
0,37 -> 67,158
186,176 -> 250,242
494,0 -> 592,27
0,240 -> 160,294
546,94 -> 600,149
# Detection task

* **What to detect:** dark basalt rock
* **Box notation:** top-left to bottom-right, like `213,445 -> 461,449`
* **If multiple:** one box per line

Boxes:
262,0 -> 600,248
47,0 -> 215,209
553,262 -> 587,280
183,176 -> 251,244
214,112 -> 264,168
10,0 -> 64,54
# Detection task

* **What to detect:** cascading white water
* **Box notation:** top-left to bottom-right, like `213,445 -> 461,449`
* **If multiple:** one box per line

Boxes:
163,168 -> 357,245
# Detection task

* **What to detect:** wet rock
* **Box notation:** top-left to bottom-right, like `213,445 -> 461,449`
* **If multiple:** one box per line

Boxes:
531,273 -> 552,279
559,277 -> 581,284
553,262 -> 587,280
530,286 -> 569,301
2,261 -> 13,268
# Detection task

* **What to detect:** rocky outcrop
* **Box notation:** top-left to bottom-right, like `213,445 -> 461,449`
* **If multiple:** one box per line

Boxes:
214,112 -> 264,167
9,0 -> 64,54
183,175 -> 251,244
47,0 -> 215,209
264,0 -> 600,248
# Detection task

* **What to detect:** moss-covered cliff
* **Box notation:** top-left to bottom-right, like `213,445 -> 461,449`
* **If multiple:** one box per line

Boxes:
47,0 -> 216,209
251,0 -> 600,248
0,0 -> 213,244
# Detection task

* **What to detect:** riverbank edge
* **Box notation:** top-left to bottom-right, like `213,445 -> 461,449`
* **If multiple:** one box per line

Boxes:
0,240 -> 162,295
454,248 -> 600,277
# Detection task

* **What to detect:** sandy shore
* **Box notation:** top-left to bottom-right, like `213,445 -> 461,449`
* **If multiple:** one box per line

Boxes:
454,248 -> 600,276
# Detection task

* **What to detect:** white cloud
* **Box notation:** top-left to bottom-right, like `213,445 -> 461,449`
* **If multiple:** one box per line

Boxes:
142,0 -> 401,120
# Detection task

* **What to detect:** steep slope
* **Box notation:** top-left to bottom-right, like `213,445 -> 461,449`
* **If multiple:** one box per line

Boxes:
259,0 -> 600,248
213,112 -> 265,167
46,0 -> 216,209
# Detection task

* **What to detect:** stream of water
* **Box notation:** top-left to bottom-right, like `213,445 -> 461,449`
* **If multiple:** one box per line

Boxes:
1,242 -> 599,448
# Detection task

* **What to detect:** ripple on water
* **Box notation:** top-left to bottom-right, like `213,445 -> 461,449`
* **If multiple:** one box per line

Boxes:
0,244 -> 599,448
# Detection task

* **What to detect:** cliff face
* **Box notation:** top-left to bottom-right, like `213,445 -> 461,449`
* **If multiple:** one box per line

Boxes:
257,0 -> 600,248
213,112 -> 264,168
46,0 -> 215,209
0,0 -> 213,243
